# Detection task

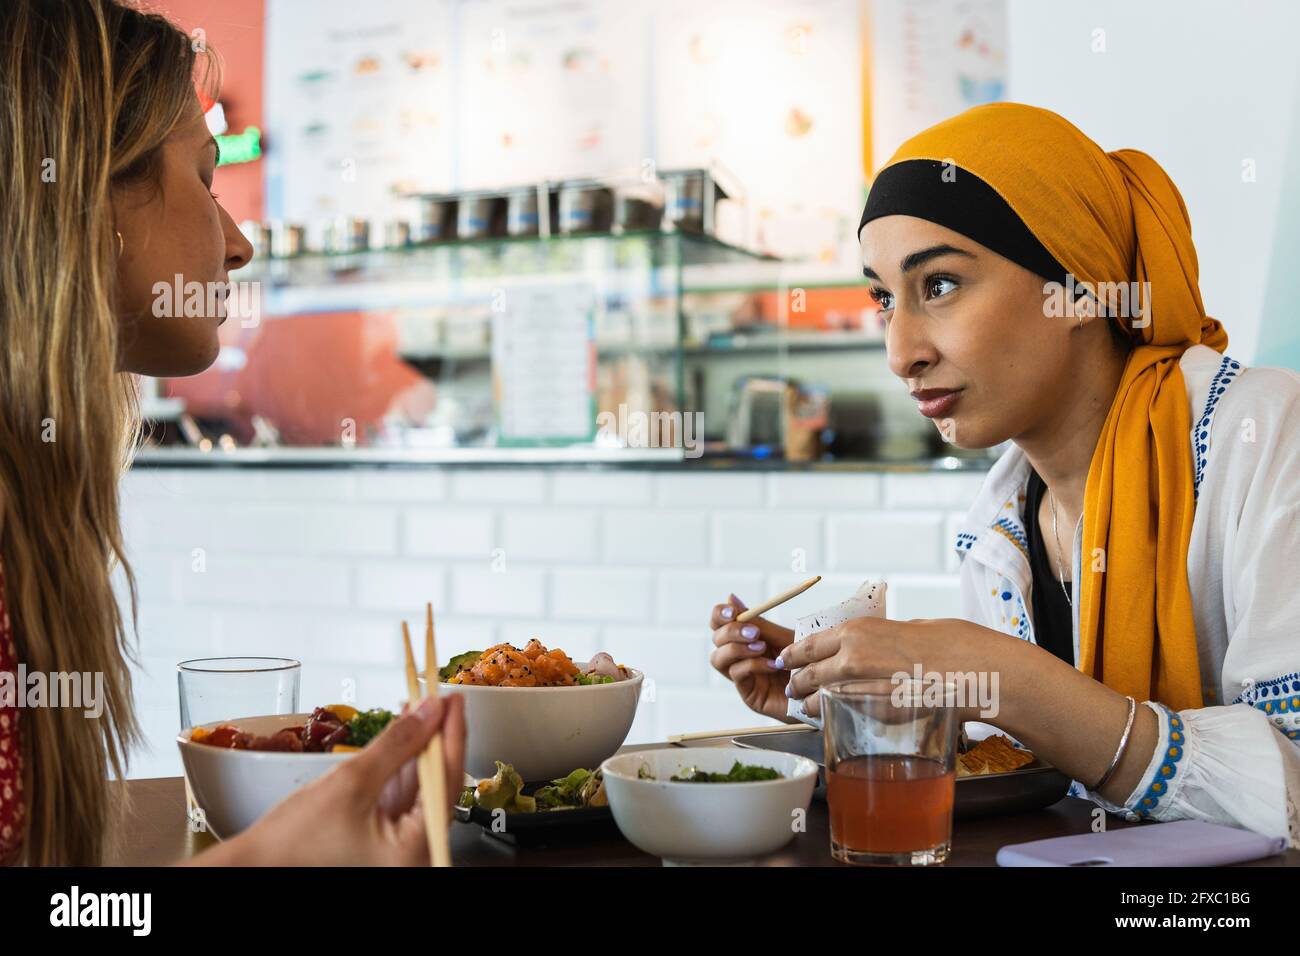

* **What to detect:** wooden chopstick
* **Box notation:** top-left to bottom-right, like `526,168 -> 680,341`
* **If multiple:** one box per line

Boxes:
402,617 -> 452,868
668,723 -> 817,744
735,575 -> 822,623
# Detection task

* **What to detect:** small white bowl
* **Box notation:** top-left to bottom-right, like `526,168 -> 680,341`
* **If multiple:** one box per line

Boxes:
601,747 -> 818,865
177,713 -> 352,839
423,668 -> 643,782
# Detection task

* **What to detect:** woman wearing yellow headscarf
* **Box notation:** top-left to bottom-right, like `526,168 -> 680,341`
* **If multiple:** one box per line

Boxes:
711,103 -> 1300,844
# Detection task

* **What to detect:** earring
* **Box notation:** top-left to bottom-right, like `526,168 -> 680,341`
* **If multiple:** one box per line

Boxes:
116,230 -> 124,258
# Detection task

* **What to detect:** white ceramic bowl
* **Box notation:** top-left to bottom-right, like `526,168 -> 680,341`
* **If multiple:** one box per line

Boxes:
601,746 -> 818,865
423,668 -> 643,781
177,713 -> 352,839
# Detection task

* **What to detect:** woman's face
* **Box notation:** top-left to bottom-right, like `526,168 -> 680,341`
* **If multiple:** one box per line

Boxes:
112,97 -> 254,377
859,214 -> 1075,449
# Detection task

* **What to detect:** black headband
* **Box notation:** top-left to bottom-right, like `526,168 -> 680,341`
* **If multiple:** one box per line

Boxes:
858,159 -> 1072,288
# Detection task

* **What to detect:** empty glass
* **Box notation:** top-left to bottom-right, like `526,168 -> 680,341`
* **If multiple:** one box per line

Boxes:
177,657 -> 301,730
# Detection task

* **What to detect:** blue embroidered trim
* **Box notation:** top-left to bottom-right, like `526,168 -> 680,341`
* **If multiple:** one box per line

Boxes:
1232,672 -> 1300,704
1133,704 -> 1185,820
1193,354 -> 1242,500
954,532 -> 978,553
990,517 -> 1029,561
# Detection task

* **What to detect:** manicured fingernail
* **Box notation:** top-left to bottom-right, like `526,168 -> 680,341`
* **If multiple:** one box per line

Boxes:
747,641 -> 765,652
741,624 -> 758,639
784,682 -> 794,698
729,593 -> 748,611
766,658 -> 781,670
721,606 -> 734,620
772,656 -> 786,671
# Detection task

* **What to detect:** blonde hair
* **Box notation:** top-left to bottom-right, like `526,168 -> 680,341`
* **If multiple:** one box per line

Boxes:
0,0 -> 218,865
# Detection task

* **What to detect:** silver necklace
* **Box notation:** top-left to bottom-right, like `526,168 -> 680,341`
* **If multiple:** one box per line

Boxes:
1047,489 -> 1082,607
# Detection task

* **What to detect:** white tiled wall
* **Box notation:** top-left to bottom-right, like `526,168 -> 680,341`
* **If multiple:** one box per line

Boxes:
118,466 -> 986,778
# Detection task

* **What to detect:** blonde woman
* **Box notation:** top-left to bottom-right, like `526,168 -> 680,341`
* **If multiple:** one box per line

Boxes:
0,0 -> 464,866
712,103 -> 1300,845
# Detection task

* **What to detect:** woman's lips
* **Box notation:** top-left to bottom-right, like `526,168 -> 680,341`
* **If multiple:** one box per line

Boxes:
911,387 -> 963,418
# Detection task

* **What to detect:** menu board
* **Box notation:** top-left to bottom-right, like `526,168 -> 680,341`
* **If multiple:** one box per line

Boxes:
263,0 -> 456,242
868,0 -> 1009,170
491,285 -> 596,444
263,0 -> 1007,269
652,0 -> 865,269
455,0 -> 652,189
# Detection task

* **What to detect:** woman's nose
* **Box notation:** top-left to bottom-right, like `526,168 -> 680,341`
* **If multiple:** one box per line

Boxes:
885,308 -> 937,381
221,205 -> 254,271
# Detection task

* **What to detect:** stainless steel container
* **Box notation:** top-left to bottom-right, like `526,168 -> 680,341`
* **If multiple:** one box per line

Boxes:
557,181 -> 613,234
270,222 -> 305,258
412,197 -> 457,243
381,219 -> 411,249
457,194 -> 505,239
506,187 -> 540,237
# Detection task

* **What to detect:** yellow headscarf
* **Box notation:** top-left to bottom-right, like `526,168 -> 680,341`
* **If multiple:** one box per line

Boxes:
873,103 -> 1226,710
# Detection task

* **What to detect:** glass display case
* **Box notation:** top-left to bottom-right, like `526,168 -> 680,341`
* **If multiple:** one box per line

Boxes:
140,229 -> 990,468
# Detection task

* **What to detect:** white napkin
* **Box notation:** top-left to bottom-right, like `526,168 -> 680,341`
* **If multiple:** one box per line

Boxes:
786,579 -> 888,728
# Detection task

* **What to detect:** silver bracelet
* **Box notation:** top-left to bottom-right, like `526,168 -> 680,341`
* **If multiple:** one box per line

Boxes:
1091,695 -> 1138,792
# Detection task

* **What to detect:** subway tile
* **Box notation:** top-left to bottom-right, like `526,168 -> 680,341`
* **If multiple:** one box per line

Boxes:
827,512 -> 945,574
551,569 -> 652,622
355,561 -> 445,613
175,556 -> 352,608
883,472 -> 988,509
451,567 -> 546,618
600,626 -> 712,688
604,510 -> 708,566
551,470 -> 653,504
449,470 -> 547,503
655,473 -> 764,507
403,508 -> 495,558
655,569 -> 764,625
713,512 -> 823,570
884,574 -> 965,620
767,472 -> 881,508
357,470 -> 448,501
649,687 -> 781,740
502,509 -> 599,562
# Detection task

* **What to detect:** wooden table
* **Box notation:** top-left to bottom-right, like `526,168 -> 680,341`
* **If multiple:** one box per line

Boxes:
110,738 -> 1300,867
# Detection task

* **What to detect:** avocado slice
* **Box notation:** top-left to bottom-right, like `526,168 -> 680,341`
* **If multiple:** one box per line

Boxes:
438,650 -> 482,682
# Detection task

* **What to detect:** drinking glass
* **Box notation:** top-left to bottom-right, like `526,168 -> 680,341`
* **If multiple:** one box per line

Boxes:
177,657 -> 301,729
822,677 -> 958,865
177,657 -> 301,828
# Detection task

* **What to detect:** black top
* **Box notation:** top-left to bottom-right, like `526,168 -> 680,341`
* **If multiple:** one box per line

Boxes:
1024,469 -> 1076,666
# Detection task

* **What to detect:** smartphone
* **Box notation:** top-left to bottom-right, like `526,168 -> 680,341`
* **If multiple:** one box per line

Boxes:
996,819 -> 1286,867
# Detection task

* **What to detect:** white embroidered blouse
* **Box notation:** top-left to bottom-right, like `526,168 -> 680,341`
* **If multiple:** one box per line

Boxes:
955,343 -> 1300,846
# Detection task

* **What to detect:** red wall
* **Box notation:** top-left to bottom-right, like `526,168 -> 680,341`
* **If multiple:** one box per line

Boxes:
151,0 -> 266,223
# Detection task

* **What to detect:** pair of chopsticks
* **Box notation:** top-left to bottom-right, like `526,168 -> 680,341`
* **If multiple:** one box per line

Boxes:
668,723 -> 816,744
401,602 -> 452,868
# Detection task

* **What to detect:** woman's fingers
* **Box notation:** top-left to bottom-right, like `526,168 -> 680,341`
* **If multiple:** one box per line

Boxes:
440,693 -> 467,805
786,657 -> 828,699
710,638 -> 774,676
774,629 -> 838,671
727,656 -> 782,685
346,697 -> 444,803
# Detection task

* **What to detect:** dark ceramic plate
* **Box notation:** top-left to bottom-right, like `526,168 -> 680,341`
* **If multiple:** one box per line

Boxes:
732,730 -> 1072,819
453,781 -> 617,846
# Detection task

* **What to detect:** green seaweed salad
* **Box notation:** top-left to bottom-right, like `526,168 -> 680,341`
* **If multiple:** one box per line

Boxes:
668,761 -> 783,783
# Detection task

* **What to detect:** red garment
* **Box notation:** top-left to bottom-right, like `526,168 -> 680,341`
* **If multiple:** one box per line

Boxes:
0,557 -> 24,865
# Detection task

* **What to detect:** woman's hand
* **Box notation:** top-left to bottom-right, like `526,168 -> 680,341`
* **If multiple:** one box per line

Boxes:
710,594 -> 798,722
192,694 -> 466,866
777,616 -> 1015,721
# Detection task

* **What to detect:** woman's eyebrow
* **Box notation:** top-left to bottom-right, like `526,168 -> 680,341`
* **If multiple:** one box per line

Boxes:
863,243 -> 976,280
